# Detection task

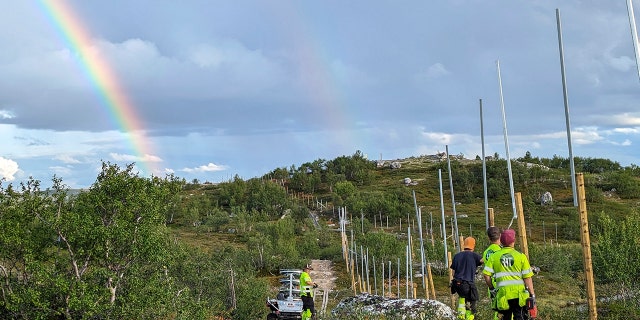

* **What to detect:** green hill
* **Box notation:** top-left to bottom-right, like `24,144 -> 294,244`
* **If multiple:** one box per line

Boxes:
168,151 -> 640,319
1,154 -> 639,319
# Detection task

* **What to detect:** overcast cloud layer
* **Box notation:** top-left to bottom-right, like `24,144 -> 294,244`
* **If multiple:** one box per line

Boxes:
1,1 -> 640,188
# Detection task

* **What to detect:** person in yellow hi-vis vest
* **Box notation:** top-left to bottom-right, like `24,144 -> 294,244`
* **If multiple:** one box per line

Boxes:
482,226 -> 503,320
300,264 -> 318,320
483,229 -> 536,320
450,237 -> 482,320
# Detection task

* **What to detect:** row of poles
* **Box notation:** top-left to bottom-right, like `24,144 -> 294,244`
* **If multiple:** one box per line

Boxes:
332,10 -> 601,318
339,207 -> 437,300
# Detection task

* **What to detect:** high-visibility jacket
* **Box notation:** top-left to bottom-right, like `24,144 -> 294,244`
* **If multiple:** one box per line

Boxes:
300,271 -> 314,297
482,247 -> 533,310
482,243 -> 502,288
482,243 -> 502,263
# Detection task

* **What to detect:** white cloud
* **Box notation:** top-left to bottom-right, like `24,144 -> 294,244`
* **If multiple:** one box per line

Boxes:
181,163 -> 228,173
0,110 -> 15,119
54,154 -> 82,164
590,113 -> 640,126
424,63 -> 451,79
420,131 -> 454,145
571,127 -> 605,145
109,153 -> 162,162
608,55 -> 634,72
49,166 -> 72,176
613,127 -> 640,134
0,157 -> 19,181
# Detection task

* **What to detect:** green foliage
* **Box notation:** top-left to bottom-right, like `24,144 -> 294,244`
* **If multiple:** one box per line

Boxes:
528,244 -> 583,281
0,162 -> 274,319
592,211 -> 640,286
602,171 -> 640,199
335,180 -> 357,200
4,151 -> 640,318
359,232 -> 405,261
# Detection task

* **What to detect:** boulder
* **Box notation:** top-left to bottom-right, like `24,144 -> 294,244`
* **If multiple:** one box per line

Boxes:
331,293 -> 456,319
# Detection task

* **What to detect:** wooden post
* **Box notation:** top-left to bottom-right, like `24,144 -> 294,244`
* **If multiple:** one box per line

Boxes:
577,173 -> 598,319
488,208 -> 495,227
427,264 -> 436,299
351,258 -> 356,296
515,192 -> 529,259
448,251 -> 456,308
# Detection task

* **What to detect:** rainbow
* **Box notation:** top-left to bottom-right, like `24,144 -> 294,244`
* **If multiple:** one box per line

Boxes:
39,0 -> 158,175
269,2 -> 361,153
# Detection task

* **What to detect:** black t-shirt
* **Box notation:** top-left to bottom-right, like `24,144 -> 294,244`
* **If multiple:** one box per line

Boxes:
450,250 -> 482,282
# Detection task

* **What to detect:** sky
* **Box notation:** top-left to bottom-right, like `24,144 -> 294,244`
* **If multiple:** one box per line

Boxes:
1,0 -> 640,189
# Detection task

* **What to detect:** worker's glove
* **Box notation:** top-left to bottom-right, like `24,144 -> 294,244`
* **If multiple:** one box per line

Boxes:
489,288 -> 498,299
313,284 -> 318,289
526,295 -> 536,310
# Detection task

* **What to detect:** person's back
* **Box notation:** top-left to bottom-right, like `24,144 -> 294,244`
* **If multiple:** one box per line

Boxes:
486,247 -> 530,300
450,237 -> 482,320
451,250 -> 481,282
483,226 -> 502,320
483,229 -> 536,320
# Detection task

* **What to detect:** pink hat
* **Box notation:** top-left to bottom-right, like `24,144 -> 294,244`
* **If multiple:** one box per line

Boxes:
500,229 -> 516,245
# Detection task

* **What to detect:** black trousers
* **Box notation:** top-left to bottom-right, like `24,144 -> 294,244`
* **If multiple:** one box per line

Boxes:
498,298 -> 529,320
301,295 -> 315,317
452,280 -> 478,314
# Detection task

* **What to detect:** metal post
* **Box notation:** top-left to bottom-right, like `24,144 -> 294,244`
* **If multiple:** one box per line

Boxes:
496,60 -> 518,222
480,98 -> 490,228
627,0 -> 640,82
556,8 -> 578,207
446,145 -> 460,251
438,169 -> 448,266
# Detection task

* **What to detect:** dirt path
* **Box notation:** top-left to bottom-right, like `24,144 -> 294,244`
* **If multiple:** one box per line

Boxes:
309,259 -> 336,312
310,259 -> 335,290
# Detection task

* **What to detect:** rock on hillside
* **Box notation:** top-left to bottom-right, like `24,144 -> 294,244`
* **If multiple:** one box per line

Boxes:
331,293 -> 456,320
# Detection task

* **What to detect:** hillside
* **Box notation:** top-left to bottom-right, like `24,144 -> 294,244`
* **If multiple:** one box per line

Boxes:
2,155 -> 636,319
169,152 -> 640,319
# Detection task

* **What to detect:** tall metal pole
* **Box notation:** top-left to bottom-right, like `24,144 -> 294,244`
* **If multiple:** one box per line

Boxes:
438,169 -> 449,265
480,98 -> 490,228
397,258 -> 400,298
445,145 -> 460,251
388,261 -> 392,297
405,245 -> 409,299
417,207 -> 427,293
556,8 -> 578,207
627,0 -> 640,82
407,227 -> 413,297
496,60 -> 518,222
373,256 -> 378,295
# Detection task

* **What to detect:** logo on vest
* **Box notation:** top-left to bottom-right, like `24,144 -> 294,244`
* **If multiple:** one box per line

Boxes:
500,253 -> 515,268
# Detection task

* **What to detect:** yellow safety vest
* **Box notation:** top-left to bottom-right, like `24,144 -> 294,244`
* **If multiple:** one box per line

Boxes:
483,243 -> 502,288
299,271 -> 314,297
482,247 -> 533,310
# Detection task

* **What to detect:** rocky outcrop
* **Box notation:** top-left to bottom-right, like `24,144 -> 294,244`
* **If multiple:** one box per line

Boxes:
331,293 -> 456,319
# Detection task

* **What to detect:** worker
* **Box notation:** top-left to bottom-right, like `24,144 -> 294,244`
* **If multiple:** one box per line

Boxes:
450,237 -> 482,320
482,229 -> 536,320
482,226 -> 503,320
300,264 -> 318,320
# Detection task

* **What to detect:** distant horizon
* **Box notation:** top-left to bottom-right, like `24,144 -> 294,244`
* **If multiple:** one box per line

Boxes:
8,149 -> 629,191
